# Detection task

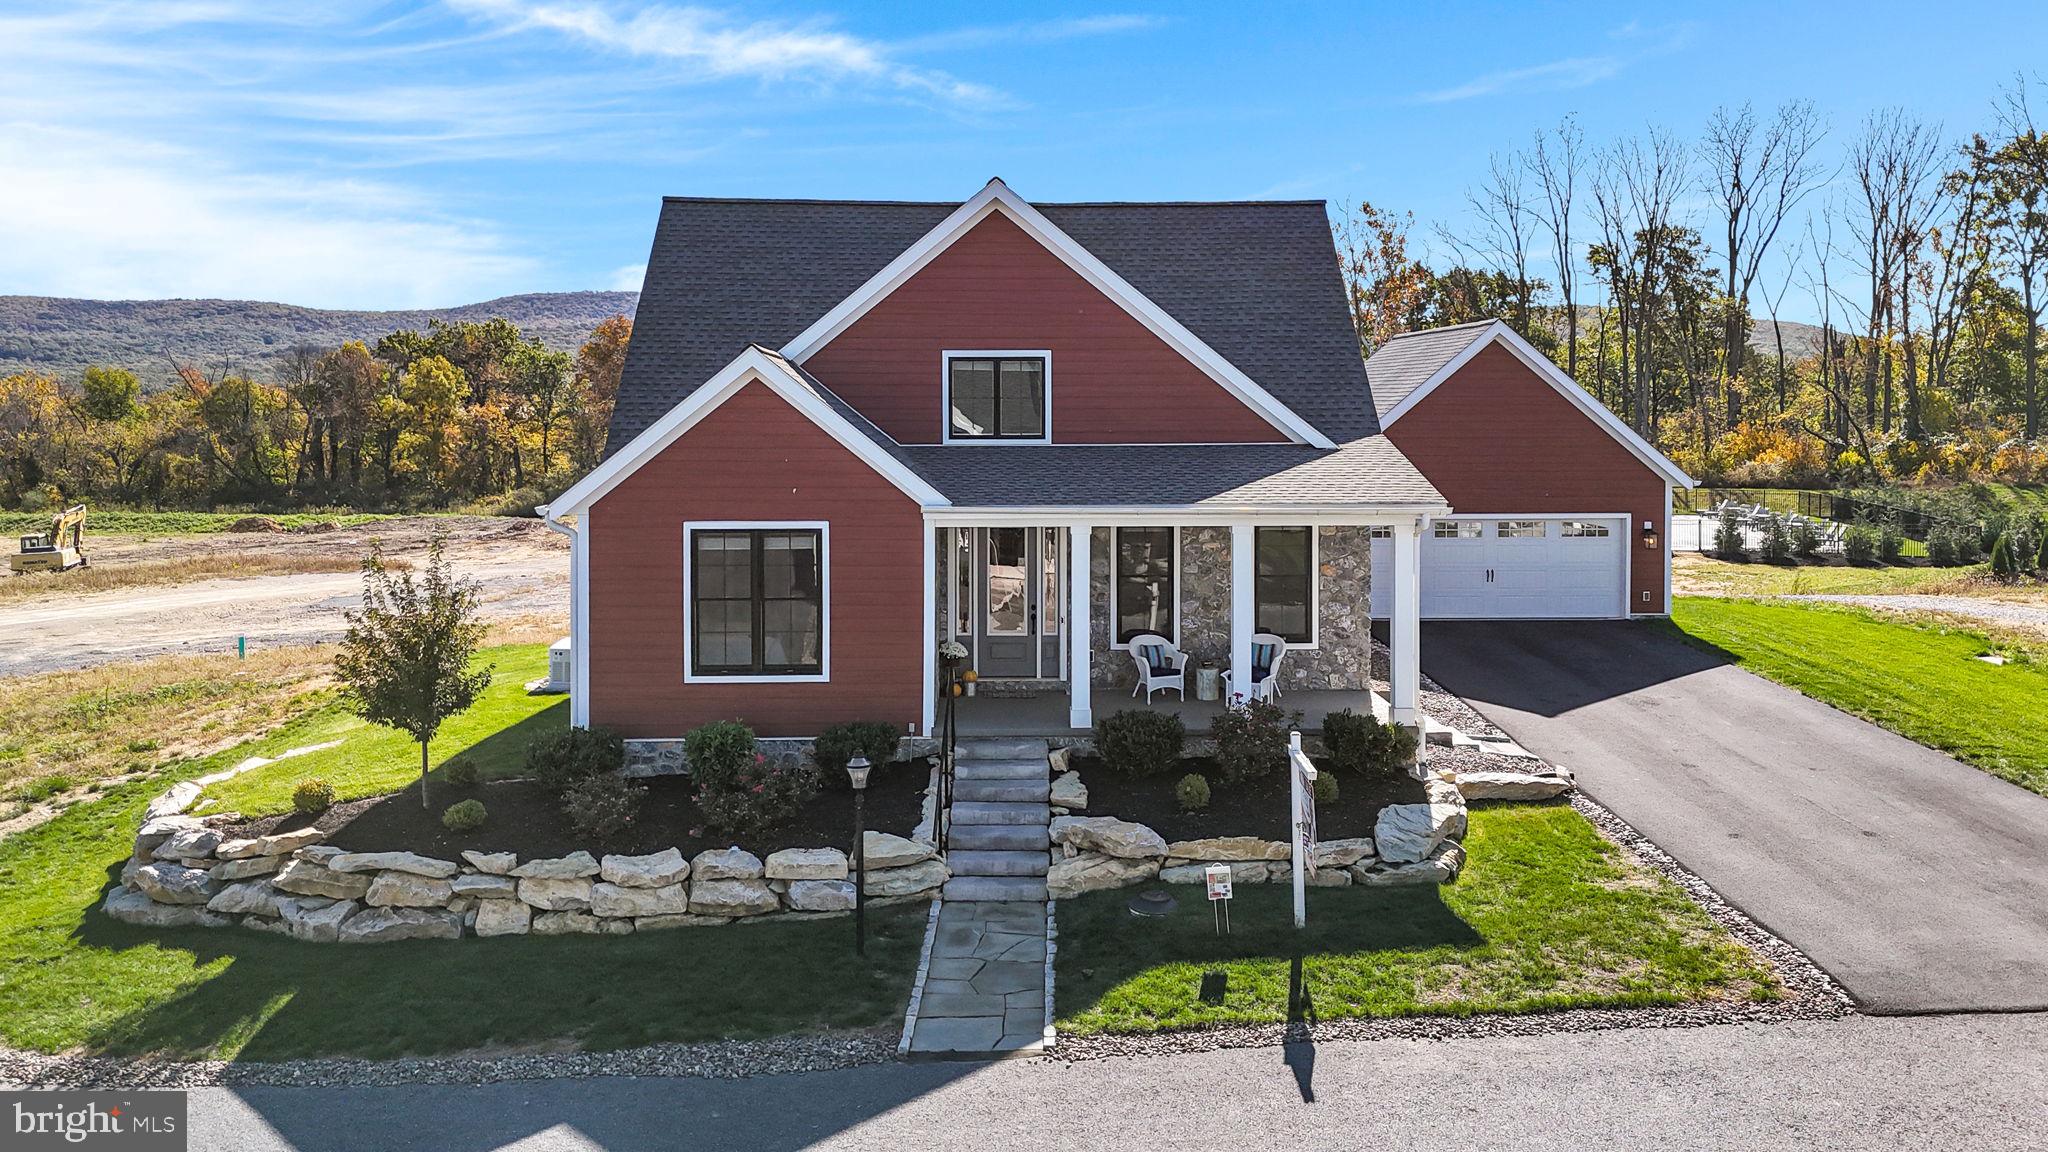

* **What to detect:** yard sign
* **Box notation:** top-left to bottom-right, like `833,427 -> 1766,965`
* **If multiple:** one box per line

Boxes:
1288,731 -> 1318,929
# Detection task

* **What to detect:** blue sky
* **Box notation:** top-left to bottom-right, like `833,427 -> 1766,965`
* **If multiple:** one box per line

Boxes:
4,1 -> 2046,315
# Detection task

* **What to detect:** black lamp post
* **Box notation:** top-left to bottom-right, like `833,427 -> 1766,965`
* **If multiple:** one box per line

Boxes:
847,754 -> 870,956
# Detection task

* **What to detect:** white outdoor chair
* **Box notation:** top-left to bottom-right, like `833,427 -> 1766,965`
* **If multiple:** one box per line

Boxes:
1223,633 -> 1289,704
1126,633 -> 1189,702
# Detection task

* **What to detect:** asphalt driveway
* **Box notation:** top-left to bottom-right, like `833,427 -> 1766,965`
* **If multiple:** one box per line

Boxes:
1422,619 -> 2048,1015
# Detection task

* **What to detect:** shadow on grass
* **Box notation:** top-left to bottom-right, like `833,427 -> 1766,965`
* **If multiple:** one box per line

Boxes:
440,697 -> 570,779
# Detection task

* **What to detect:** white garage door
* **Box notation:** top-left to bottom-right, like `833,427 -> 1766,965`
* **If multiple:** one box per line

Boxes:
1370,516 -> 1628,619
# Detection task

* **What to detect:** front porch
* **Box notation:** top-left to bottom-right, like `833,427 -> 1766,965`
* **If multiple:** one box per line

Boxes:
954,686 -> 1380,737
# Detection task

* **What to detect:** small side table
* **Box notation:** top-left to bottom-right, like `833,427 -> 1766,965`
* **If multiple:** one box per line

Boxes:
1195,667 -> 1222,702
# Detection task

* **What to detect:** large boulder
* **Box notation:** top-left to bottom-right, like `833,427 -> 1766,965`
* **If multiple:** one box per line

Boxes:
1047,852 -> 1158,897
328,851 -> 459,879
103,886 -> 231,929
461,850 -> 518,875
691,846 -> 765,882
635,913 -> 732,930
863,859 -> 950,897
152,827 -> 223,862
862,831 -> 936,869
450,874 -> 518,900
134,814 -> 205,856
211,855 -> 284,882
600,848 -> 689,888
472,898 -> 532,937
590,882 -> 688,918
295,845 -> 346,865
1312,837 -> 1377,869
339,906 -> 462,943
1051,816 -> 1167,859
143,782 -> 202,822
688,877 -> 780,917
216,827 -> 326,860
1164,836 -> 1288,863
272,859 -> 372,901
1049,771 -> 1088,812
517,877 -> 594,912
764,847 -> 847,881
510,851 -> 599,879
531,911 -> 603,936
1374,795 -> 1468,864
281,897 -> 357,942
366,872 -> 455,908
1158,860 -> 1274,885
1455,770 -> 1575,801
785,879 -> 856,912
132,862 -> 220,905
207,879 -> 285,917
1352,842 -> 1465,887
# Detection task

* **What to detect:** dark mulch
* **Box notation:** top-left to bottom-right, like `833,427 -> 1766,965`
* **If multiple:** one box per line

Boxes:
1070,754 -> 1424,843
220,766 -> 928,860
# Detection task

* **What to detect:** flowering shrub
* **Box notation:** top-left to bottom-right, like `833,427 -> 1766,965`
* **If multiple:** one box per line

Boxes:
1209,695 -> 1301,786
563,773 -> 642,840
686,720 -> 817,832
527,725 -> 624,796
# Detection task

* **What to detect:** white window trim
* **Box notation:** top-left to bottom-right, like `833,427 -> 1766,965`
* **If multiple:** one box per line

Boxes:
1253,525 -> 1320,650
941,349 -> 1053,445
682,520 -> 831,684
1109,526 -> 1181,651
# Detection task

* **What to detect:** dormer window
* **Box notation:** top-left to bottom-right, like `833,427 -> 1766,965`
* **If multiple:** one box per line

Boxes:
945,352 -> 1049,443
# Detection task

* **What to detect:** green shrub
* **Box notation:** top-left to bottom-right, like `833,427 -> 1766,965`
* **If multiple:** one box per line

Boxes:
687,720 -> 817,832
1992,531 -> 2019,579
1210,696 -> 1301,786
441,799 -> 487,831
292,778 -> 335,815
1760,517 -> 1793,564
1844,523 -> 1879,566
526,725 -> 624,795
1175,773 -> 1211,812
1928,529 -> 1958,567
1793,519 -> 1824,559
1714,507 -> 1746,558
563,772 -> 643,840
441,757 -> 482,789
1877,517 -> 1906,564
1093,709 -> 1186,776
2037,530 -> 2048,575
1312,771 -> 1338,805
812,720 -> 901,791
1318,708 -> 1416,777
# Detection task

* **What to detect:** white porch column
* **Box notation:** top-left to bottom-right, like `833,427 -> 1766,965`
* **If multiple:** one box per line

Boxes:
1230,522 -> 1255,703
920,520 -> 937,738
1068,523 -> 1092,729
1390,516 -> 1422,728
569,510 -> 590,728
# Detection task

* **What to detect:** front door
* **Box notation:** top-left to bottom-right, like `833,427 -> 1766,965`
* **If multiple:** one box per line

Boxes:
972,527 -> 1064,678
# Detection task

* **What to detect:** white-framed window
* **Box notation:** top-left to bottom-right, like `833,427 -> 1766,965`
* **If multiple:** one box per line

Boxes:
683,521 -> 828,683
943,350 -> 1051,443
1111,527 -> 1178,647
1433,521 -> 1482,539
1497,520 -> 1547,538
1561,520 -> 1612,538
1254,526 -> 1316,646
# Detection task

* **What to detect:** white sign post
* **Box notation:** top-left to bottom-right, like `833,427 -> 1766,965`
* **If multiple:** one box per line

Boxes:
1206,862 -> 1233,935
1288,731 -> 1318,929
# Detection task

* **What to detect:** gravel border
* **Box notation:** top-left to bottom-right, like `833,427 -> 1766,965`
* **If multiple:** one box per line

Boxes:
1050,789 -> 1852,1064
0,1028 -> 900,1091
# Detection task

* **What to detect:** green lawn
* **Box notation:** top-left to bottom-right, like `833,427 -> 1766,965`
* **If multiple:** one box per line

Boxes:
0,673 -> 921,1061
200,643 -> 561,817
1668,597 -> 2048,796
1054,803 -> 1774,1035
0,509 -> 411,536
1673,553 -> 1988,598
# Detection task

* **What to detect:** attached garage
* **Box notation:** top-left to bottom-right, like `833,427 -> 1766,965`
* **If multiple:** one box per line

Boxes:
1364,320 -> 1694,620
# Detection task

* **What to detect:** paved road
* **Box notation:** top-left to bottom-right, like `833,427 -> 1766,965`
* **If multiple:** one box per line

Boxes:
178,1014 -> 2048,1150
1422,620 -> 2048,1015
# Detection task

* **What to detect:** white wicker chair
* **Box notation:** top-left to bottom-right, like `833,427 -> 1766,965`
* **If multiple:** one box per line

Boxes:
1126,633 -> 1189,702
1223,633 -> 1289,703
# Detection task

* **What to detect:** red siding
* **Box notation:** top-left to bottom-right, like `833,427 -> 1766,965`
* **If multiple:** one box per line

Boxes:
801,213 -> 1286,444
1385,343 -> 1669,612
588,380 -> 925,738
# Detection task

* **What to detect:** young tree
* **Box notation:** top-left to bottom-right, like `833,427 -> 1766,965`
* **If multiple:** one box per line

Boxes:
336,537 -> 492,810
569,315 -> 632,470
1530,116 -> 1586,376
1333,201 -> 1432,356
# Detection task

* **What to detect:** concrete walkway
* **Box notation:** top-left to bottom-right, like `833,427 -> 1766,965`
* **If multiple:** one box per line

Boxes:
905,900 -> 1048,1055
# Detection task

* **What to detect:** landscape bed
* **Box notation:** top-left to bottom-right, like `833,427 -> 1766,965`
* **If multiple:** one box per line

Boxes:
1067,753 -> 1423,843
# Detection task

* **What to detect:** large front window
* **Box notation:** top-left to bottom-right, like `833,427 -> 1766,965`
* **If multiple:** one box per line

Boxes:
689,528 -> 824,677
1114,527 -> 1176,644
947,356 -> 1046,441
1254,526 -> 1314,644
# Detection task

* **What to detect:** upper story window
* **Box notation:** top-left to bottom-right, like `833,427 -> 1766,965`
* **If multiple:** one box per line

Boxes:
946,353 -> 1048,443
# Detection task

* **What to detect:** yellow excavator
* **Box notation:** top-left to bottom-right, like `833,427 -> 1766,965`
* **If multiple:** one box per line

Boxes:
9,504 -> 87,574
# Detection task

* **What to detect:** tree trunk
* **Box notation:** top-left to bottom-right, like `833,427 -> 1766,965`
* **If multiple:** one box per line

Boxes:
2028,278 -> 2042,441
421,739 -> 431,811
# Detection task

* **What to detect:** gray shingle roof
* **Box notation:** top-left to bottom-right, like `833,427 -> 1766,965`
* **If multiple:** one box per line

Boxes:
900,439 -> 1442,508
608,195 -> 1380,455
1361,320 -> 1497,417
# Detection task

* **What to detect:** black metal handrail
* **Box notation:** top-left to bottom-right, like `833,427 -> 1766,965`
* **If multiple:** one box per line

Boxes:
935,664 -> 959,857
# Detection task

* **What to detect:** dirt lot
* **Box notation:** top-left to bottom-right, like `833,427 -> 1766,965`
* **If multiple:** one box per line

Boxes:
0,516 -> 566,677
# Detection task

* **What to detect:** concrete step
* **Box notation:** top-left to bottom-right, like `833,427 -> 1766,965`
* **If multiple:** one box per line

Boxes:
953,779 -> 1051,804
954,738 -> 1049,761
949,824 -> 1050,852
951,800 -> 1051,826
948,849 -> 1049,877
953,757 -> 1047,781
942,875 -> 1047,902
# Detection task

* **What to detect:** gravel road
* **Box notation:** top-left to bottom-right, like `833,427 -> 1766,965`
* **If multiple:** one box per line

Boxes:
1786,592 -> 2048,633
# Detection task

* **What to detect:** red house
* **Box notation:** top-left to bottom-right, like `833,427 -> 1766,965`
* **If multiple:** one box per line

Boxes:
542,180 -> 1690,752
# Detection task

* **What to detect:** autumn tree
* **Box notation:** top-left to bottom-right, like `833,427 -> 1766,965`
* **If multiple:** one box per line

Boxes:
1333,202 -> 1430,356
569,314 -> 632,469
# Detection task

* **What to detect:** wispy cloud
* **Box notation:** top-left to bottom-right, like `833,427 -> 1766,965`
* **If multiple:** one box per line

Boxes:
1412,21 -> 1693,104
608,263 -> 648,291
897,14 -> 1166,53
